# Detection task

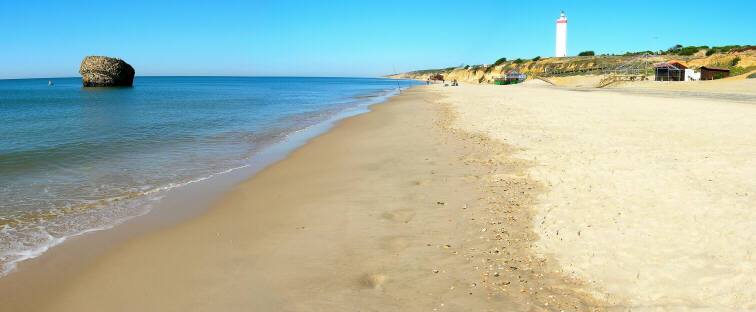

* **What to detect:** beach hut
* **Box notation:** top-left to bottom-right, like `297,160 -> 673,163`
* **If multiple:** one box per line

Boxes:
699,66 -> 730,80
654,62 -> 686,81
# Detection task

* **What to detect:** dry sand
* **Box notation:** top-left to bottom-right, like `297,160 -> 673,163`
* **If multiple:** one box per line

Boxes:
441,80 -> 756,310
544,72 -> 756,94
609,74 -> 756,95
0,87 -> 602,311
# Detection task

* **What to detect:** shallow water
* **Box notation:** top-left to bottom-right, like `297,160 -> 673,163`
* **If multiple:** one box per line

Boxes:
0,76 -> 420,275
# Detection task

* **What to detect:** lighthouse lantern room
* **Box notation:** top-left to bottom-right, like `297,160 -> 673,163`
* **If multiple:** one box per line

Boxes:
555,11 -> 568,57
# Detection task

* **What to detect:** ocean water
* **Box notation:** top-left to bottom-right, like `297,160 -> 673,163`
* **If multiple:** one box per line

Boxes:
0,76 -> 420,275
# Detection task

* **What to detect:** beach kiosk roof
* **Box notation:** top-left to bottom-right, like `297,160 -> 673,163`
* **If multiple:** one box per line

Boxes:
700,66 -> 729,71
655,61 -> 687,69
653,61 -> 686,69
494,70 -> 527,85
505,70 -> 527,79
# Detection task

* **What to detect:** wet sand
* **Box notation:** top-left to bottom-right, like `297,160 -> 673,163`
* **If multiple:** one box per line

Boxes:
0,86 -> 602,311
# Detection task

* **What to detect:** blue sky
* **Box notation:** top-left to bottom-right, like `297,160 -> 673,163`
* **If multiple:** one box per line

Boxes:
1,0 -> 754,79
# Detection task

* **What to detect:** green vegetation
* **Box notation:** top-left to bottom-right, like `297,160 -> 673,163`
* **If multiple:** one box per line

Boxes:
665,44 -> 708,56
730,57 -> 741,67
729,66 -> 756,77
705,45 -> 754,56
747,72 -> 756,79
409,69 -> 444,75
578,51 -> 595,56
493,57 -> 508,66
513,58 -> 524,64
664,44 -> 756,56
678,46 -> 702,56
622,50 -> 654,56
531,56 -> 541,62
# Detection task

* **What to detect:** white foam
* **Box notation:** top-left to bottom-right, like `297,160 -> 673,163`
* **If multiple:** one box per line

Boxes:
0,166 -> 258,278
0,215 -> 132,276
0,84 -> 411,278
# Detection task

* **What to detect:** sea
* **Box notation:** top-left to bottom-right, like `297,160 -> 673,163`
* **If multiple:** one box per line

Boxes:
0,76 -> 420,276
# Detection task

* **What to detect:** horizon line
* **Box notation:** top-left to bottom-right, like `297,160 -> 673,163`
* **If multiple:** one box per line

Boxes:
0,75 -> 401,82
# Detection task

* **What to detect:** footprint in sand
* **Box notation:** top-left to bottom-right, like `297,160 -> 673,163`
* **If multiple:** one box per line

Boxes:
381,209 -> 416,223
360,273 -> 388,290
411,179 -> 431,186
381,235 -> 411,253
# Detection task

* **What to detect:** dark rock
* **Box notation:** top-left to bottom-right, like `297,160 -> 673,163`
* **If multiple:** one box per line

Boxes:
79,56 -> 135,87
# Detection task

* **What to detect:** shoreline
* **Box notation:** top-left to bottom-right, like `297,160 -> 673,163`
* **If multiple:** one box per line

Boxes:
0,87 -> 409,303
0,77 -> 416,279
0,85 -> 604,311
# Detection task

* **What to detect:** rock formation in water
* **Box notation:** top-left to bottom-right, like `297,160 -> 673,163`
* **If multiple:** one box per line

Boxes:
79,56 -> 135,87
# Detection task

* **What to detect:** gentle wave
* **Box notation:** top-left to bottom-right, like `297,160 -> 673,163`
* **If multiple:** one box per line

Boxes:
0,78 -> 416,277
0,163 -> 253,277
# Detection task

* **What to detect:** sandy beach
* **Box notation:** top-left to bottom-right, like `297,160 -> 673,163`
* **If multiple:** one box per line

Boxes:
2,79 -> 755,311
442,80 -> 756,310
0,86 -> 601,311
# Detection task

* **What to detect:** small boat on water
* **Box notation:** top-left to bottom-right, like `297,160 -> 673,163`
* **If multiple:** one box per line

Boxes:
48,80 -> 54,86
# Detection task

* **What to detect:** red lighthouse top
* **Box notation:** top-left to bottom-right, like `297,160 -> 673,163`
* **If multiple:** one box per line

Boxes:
556,11 -> 567,24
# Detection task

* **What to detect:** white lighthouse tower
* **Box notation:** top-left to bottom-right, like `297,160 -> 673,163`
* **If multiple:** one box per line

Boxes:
555,11 -> 568,57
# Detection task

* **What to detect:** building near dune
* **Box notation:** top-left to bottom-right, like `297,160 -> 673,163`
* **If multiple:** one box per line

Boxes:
494,71 -> 527,85
699,66 -> 730,80
684,68 -> 701,81
555,11 -> 568,57
506,70 -> 527,83
653,61 -> 730,81
654,61 -> 687,81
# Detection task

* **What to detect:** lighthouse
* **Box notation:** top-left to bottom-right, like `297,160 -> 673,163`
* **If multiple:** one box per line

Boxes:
555,11 -> 567,57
